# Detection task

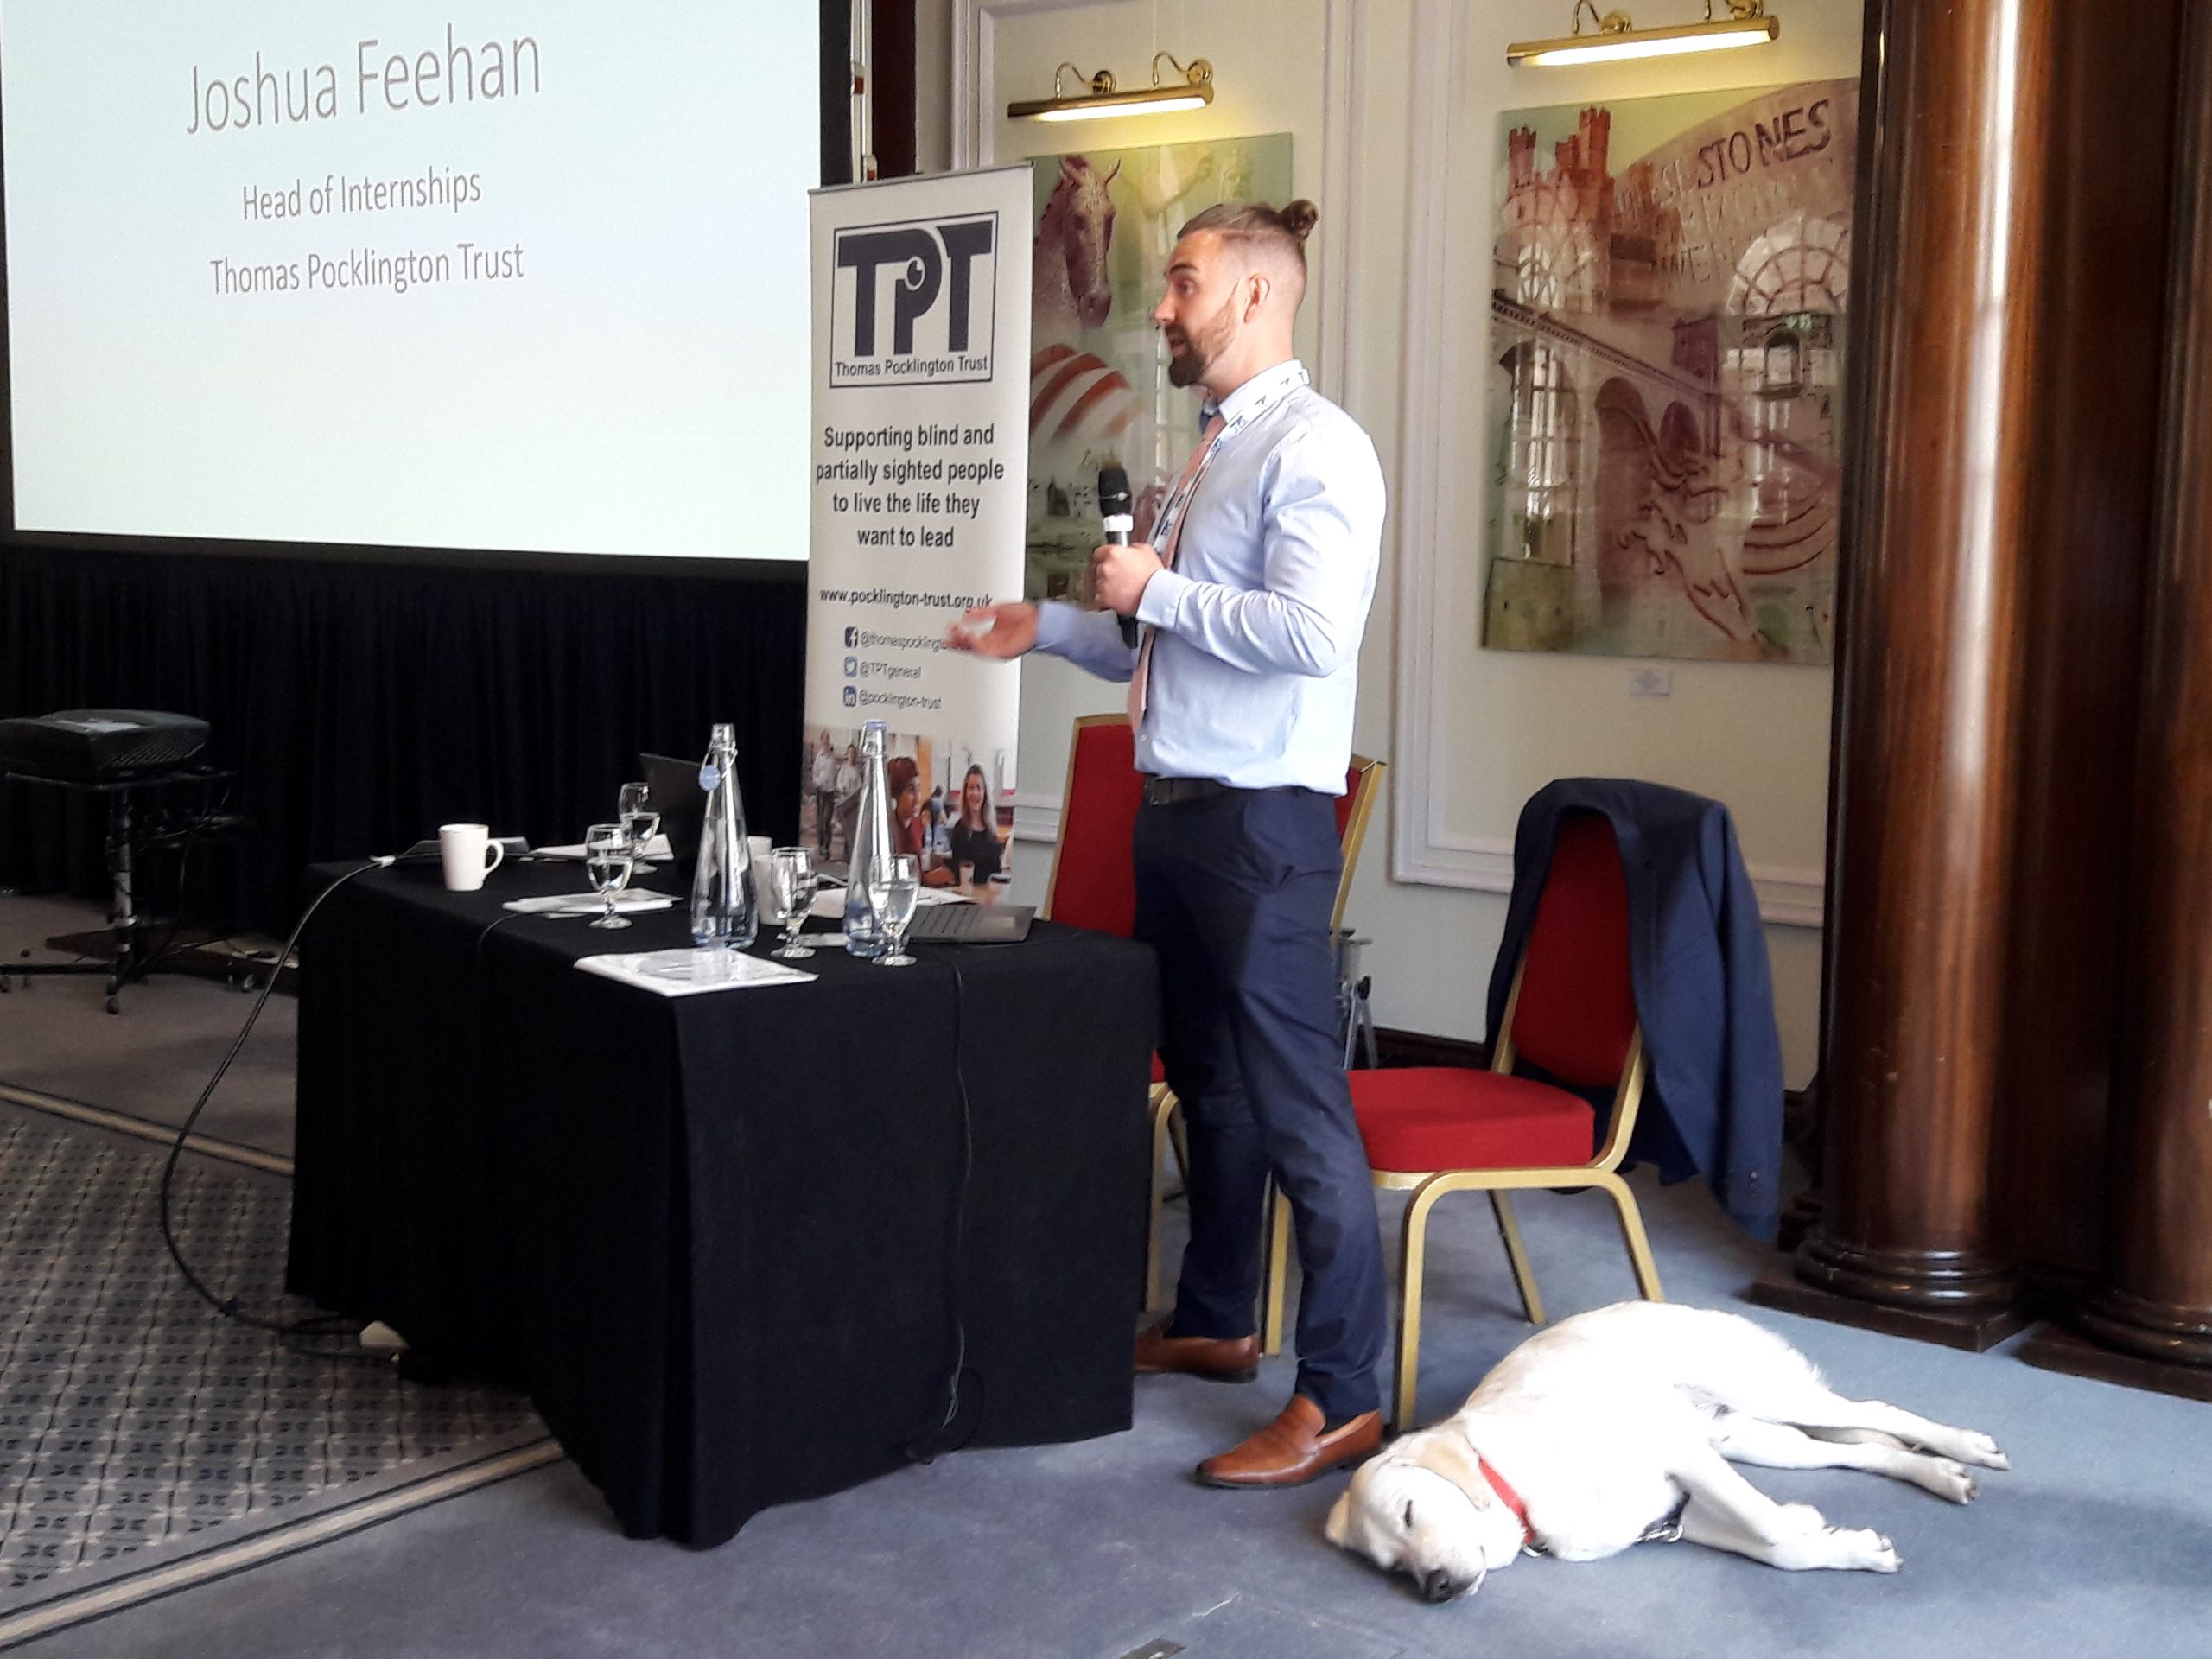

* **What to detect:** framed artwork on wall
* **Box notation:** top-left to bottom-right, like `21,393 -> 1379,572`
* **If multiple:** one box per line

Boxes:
1482,79 -> 1859,664
1023,133 -> 1294,601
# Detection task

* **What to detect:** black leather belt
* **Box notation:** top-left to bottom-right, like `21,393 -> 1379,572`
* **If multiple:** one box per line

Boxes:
1141,775 -> 1237,807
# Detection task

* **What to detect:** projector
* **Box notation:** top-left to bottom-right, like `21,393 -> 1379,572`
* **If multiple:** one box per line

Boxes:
0,709 -> 210,782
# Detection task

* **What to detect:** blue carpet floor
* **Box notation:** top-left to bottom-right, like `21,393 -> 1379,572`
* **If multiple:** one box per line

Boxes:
22,1160 -> 2209,1659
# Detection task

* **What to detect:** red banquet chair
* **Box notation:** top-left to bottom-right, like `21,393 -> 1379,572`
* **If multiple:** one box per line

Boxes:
1158,753 -> 1386,1324
1039,715 -> 1144,936
1038,716 -> 1178,1307
1037,716 -> 1388,1320
1299,808 -> 1664,1431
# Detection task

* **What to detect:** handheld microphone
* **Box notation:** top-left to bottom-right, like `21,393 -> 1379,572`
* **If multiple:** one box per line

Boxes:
1097,465 -> 1138,648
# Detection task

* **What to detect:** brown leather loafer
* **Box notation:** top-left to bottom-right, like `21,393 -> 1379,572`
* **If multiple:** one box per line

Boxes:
1135,1322 -> 1259,1382
1194,1395 -> 1382,1489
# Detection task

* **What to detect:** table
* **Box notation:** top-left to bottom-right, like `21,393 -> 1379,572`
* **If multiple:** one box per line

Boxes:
285,859 -> 1159,1546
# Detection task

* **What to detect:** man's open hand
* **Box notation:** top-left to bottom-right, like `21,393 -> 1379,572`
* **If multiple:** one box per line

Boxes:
944,601 -> 1038,658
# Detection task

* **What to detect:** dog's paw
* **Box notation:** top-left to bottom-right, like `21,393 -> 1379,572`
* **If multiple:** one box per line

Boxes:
1956,1432 -> 2009,1471
1828,1527 -> 1901,1573
1928,1459 -> 1977,1504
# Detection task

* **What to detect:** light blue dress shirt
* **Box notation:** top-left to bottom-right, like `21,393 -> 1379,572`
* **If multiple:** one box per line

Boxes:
1033,359 -> 1385,795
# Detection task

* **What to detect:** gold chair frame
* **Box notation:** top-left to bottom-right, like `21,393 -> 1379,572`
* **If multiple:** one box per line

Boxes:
1262,959 -> 1665,1430
1145,753 -> 1387,1318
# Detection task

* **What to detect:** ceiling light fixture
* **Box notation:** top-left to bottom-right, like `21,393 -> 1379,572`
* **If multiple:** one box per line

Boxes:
1507,0 -> 1779,67
1008,52 -> 1214,122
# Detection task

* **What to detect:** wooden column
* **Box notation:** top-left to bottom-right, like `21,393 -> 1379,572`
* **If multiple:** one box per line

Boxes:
1761,0 -> 2056,1345
2024,0 -> 2212,1398
1992,0 -> 2183,1282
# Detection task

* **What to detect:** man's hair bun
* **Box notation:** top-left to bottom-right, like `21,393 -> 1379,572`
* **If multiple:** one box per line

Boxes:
1176,199 -> 1321,276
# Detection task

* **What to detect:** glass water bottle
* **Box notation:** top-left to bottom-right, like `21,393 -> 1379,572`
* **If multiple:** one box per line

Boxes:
843,721 -> 894,957
690,722 -> 758,949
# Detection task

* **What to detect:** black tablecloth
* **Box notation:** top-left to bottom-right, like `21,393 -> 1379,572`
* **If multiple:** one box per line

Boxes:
286,859 -> 1158,1545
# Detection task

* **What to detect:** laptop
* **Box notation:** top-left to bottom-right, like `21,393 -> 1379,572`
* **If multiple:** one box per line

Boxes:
906,902 -> 1035,944
640,753 -> 708,876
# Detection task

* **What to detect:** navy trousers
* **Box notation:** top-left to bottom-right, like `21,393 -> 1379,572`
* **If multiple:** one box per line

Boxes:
1134,786 -> 1387,1420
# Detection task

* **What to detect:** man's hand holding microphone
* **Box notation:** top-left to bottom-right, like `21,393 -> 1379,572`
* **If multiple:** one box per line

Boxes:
946,465 -> 1159,659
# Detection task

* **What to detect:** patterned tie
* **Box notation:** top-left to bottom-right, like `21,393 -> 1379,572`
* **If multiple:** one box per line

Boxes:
1126,413 -> 1227,729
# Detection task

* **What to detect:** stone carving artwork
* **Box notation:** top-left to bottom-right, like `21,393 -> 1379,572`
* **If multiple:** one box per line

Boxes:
1484,81 -> 1858,664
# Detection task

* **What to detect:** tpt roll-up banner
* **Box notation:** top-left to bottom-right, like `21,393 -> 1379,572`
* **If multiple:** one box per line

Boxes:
804,167 -> 1032,889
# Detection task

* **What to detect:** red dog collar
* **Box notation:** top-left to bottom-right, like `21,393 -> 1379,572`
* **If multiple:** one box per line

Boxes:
1478,1454 -> 1535,1546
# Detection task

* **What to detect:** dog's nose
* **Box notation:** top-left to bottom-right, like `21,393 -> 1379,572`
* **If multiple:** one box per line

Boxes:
1419,1568 -> 1460,1603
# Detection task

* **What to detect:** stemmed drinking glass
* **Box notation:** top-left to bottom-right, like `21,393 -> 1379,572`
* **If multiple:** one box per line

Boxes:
583,822 -> 636,930
618,782 -> 659,863
870,853 -> 921,967
768,846 -> 817,960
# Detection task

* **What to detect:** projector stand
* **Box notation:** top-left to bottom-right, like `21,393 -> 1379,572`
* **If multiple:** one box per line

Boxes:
1,766 -> 245,1014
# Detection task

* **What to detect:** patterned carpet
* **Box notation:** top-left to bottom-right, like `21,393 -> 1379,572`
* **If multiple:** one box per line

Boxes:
0,1102 -> 555,1647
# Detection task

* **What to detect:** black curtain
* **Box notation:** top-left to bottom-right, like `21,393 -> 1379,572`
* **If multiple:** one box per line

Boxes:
822,0 -> 854,188
0,545 -> 804,936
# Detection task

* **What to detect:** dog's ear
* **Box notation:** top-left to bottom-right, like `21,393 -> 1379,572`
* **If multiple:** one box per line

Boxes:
1408,1427 -> 1497,1511
1324,1488 -> 1355,1547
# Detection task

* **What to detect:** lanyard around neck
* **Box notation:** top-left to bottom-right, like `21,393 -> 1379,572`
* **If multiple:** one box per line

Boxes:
1151,363 -> 1309,551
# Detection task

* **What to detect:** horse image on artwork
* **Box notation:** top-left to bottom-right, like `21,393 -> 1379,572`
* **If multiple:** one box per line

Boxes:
1030,157 -> 1136,467
1023,137 -> 1294,599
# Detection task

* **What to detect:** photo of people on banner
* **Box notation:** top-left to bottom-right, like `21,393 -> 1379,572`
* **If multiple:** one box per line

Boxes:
801,726 -> 1015,896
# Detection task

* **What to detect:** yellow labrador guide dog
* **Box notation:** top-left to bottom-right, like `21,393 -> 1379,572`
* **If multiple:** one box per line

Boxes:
1326,1302 -> 2009,1603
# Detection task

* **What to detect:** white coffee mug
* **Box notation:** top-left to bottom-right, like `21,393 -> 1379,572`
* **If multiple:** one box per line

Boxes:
440,823 -> 505,892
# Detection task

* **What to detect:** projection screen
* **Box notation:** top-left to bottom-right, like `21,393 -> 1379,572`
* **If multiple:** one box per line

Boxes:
0,3 -> 818,561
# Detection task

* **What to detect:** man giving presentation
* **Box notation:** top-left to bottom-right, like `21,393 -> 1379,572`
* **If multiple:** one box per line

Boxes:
949,198 -> 1389,1487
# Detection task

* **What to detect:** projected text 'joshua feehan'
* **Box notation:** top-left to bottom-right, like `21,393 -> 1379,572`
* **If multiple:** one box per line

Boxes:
185,26 -> 542,135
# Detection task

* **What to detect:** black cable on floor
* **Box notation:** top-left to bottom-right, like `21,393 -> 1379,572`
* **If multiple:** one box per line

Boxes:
156,855 -> 429,1354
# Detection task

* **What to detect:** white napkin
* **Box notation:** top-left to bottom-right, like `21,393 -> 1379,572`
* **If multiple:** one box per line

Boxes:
575,948 -> 817,996
503,889 -> 677,916
537,834 -> 674,861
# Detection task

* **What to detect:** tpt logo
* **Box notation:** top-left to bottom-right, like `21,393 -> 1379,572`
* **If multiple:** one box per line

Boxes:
830,213 -> 997,386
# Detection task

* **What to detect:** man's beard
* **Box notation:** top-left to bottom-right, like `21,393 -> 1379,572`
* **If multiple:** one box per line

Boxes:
1165,294 -> 1238,389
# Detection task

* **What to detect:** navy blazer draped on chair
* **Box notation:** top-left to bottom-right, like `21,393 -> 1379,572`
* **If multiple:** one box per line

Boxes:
1484,779 -> 1786,1239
